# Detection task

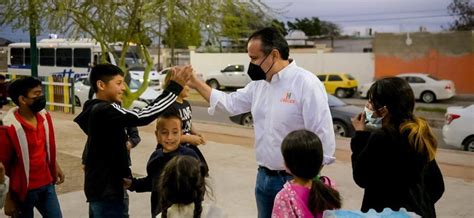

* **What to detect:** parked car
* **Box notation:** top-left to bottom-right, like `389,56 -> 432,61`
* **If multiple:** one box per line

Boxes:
205,64 -> 250,90
442,104 -> 474,152
359,73 -> 455,103
229,95 -> 362,137
74,76 -> 161,109
128,66 -> 161,91
316,73 -> 358,98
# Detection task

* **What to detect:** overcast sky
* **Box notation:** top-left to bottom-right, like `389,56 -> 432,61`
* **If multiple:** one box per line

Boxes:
267,0 -> 456,35
0,0 -> 457,42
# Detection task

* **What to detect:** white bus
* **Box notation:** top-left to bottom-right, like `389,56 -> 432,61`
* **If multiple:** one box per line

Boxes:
7,38 -> 141,78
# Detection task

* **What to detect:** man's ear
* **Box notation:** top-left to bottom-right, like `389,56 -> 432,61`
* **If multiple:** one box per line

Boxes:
272,49 -> 280,59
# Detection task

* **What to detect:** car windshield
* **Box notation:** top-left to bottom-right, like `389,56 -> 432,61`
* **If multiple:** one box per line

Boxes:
346,74 -> 355,80
328,95 -> 346,107
128,66 -> 157,71
129,79 -> 142,90
114,51 -> 141,65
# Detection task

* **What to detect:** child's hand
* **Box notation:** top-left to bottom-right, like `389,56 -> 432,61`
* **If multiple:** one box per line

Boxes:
351,112 -> 366,131
198,134 -> 206,145
171,65 -> 193,87
123,178 -> 132,189
0,162 -> 5,184
187,135 -> 204,146
56,163 -> 65,185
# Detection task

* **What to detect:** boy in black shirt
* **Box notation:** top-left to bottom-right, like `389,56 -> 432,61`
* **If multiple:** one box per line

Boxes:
124,110 -> 199,217
74,64 -> 192,217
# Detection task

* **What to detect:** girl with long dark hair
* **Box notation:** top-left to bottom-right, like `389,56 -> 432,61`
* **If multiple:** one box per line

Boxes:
351,77 -> 444,217
273,130 -> 341,217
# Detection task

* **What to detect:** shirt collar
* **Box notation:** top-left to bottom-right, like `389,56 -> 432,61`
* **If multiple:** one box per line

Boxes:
14,111 -> 44,130
271,59 -> 296,83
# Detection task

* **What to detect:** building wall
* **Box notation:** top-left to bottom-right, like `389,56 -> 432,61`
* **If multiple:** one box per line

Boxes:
190,51 -> 375,86
374,31 -> 474,94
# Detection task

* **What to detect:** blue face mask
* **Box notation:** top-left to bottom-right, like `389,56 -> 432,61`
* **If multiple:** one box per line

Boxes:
364,106 -> 383,129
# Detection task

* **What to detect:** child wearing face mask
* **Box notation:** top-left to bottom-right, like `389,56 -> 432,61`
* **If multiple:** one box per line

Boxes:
124,109 -> 200,217
0,77 -> 65,217
351,77 -> 444,217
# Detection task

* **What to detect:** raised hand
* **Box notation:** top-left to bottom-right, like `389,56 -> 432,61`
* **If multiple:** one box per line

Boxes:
170,65 -> 193,87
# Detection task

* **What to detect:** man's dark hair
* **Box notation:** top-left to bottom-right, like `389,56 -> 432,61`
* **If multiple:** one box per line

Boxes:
248,27 -> 289,60
89,64 -> 124,93
0,74 -> 6,81
8,77 -> 42,106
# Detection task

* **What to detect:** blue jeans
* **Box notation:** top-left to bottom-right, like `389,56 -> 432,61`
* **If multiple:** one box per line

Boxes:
255,166 -> 292,218
18,183 -> 62,218
89,198 -> 124,218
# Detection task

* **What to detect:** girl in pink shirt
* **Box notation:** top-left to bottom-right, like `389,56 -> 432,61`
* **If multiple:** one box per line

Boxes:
272,130 -> 341,218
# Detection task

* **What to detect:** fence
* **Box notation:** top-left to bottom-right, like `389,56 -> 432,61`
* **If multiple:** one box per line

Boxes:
7,74 -> 76,114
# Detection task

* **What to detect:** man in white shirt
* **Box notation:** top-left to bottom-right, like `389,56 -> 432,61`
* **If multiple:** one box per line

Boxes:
188,27 -> 336,218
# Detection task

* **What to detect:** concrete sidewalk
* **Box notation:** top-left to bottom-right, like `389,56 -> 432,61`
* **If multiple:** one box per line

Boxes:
1,113 -> 473,217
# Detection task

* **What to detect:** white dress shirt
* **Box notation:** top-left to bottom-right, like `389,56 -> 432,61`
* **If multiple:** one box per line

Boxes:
209,61 -> 336,170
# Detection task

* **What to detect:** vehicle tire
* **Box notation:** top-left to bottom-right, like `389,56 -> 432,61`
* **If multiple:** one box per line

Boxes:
240,113 -> 253,127
333,120 -> 349,137
207,79 -> 220,90
74,96 -> 81,107
335,88 -> 347,98
421,91 -> 436,103
463,137 -> 474,152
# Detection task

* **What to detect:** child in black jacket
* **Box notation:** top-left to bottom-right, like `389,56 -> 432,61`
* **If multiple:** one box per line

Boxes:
125,110 -> 199,217
74,64 -> 192,218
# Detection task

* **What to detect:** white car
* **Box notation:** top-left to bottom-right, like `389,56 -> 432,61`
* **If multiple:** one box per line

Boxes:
204,64 -> 250,90
442,104 -> 474,152
74,76 -> 162,109
128,66 -> 161,91
359,73 -> 455,103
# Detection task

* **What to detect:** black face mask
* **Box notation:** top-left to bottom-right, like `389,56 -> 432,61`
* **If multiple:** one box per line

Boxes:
28,95 -> 46,113
247,54 -> 274,81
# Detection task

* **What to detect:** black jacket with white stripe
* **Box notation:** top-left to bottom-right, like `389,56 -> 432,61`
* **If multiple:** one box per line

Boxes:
74,81 -> 182,202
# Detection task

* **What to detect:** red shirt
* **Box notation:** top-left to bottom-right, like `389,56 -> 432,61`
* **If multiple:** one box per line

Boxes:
14,111 -> 53,190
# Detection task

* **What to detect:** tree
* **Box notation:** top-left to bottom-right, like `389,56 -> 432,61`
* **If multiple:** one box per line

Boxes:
1,0 -> 222,108
287,17 -> 341,37
271,19 -> 287,36
218,0 -> 273,49
447,0 -> 474,31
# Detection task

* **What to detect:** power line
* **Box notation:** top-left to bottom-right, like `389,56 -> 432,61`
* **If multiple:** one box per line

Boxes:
284,9 -> 448,19
331,14 -> 453,23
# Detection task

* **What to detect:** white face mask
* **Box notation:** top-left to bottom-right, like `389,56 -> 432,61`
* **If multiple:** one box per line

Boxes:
364,106 -> 383,129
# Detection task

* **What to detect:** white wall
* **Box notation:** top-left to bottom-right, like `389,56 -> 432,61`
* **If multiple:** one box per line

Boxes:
190,51 -> 375,86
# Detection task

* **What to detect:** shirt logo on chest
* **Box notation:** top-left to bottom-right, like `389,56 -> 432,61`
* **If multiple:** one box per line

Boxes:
280,91 -> 296,104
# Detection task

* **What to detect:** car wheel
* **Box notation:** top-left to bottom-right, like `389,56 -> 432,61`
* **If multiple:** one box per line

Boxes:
207,79 -> 220,90
464,137 -> 474,152
421,91 -> 436,103
333,120 -> 349,137
240,113 -> 253,127
74,96 -> 81,107
335,88 -> 346,98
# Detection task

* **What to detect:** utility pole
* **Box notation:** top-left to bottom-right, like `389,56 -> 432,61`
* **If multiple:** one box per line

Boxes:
28,0 -> 38,77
